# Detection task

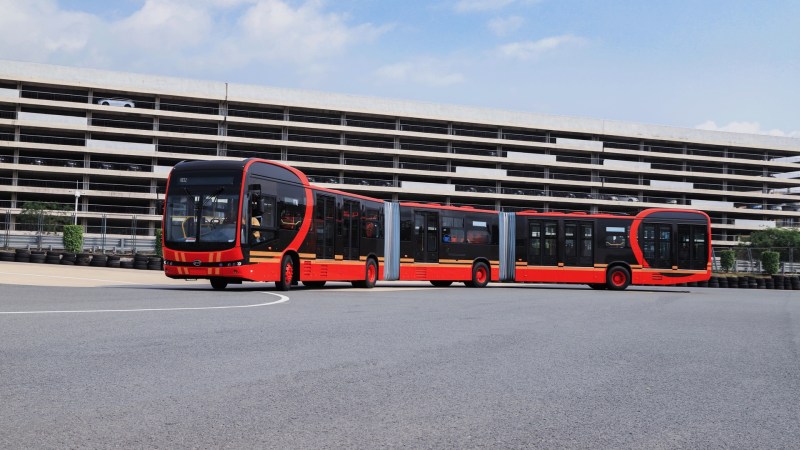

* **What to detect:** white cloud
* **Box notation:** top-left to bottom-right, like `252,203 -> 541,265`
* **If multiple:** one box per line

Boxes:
497,34 -> 585,60
0,0 -> 99,59
0,0 -> 390,74
488,16 -> 524,36
375,60 -> 465,87
454,0 -> 536,12
696,121 -> 800,138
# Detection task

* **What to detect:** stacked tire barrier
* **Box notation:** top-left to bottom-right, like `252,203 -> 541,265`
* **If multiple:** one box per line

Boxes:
134,254 -> 149,270
61,253 -> 76,265
1,250 -> 798,285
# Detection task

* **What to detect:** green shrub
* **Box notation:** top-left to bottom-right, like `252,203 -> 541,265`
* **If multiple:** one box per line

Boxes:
62,225 -> 84,253
761,251 -> 780,275
154,229 -> 163,258
720,250 -> 736,273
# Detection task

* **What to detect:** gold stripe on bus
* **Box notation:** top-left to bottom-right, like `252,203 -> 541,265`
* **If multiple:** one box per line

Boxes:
515,262 -> 528,266
298,253 -> 315,258
250,257 -> 275,263
594,263 -> 608,268
250,251 -> 281,257
672,266 -> 678,270
400,258 -> 414,263
557,262 -> 564,267
335,255 -> 344,260
378,257 -> 384,262
630,264 -> 643,269
437,259 -> 473,264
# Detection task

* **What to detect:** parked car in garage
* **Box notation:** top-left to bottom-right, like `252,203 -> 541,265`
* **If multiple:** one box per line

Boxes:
96,98 -> 135,108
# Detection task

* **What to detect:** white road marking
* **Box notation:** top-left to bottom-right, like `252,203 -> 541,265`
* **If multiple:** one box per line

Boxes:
0,271 -> 138,284
0,292 -> 289,315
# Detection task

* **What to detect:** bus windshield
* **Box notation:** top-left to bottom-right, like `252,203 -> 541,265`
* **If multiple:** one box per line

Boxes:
165,173 -> 241,246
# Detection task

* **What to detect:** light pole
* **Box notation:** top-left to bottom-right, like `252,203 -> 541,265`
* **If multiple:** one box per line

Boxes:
74,181 -> 81,225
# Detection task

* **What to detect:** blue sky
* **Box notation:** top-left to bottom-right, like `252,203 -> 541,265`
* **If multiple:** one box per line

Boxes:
0,0 -> 798,137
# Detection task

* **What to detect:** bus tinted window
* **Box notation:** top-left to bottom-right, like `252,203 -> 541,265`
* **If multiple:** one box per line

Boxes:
604,226 -> 627,248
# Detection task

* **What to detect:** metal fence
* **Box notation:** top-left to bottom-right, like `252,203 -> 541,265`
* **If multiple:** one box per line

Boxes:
711,247 -> 799,274
2,211 -> 158,254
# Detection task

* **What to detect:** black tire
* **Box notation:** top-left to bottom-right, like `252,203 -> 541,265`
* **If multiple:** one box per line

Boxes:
430,280 -> 453,287
134,263 -> 148,270
147,262 -> 162,270
101,101 -> 109,106
134,254 -> 149,264
210,278 -> 228,290
60,260 -> 74,265
61,252 -> 76,262
15,249 -> 30,256
90,255 -> 108,267
15,256 -> 30,263
588,284 -> 607,290
0,251 -> 15,261
30,253 -> 46,264
275,255 -> 294,291
468,261 -> 490,288
120,260 -> 134,269
606,266 -> 631,291
302,281 -> 327,288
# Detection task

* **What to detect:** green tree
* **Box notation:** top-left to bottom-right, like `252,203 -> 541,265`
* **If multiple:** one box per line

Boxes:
62,225 -> 84,253
154,228 -> 163,258
761,251 -> 780,275
17,201 -> 70,233
746,228 -> 800,249
720,250 -> 736,273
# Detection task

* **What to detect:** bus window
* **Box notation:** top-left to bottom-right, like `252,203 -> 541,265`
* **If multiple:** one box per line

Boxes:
466,220 -> 490,245
658,225 -> 672,265
580,223 -> 593,258
565,223 -> 577,257
544,222 -> 557,257
530,224 -> 541,257
442,216 -> 464,243
363,207 -> 382,239
604,226 -> 627,248
692,225 -> 707,269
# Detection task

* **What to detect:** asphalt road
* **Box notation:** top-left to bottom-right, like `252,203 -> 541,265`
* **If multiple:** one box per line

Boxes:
1,282 -> 799,448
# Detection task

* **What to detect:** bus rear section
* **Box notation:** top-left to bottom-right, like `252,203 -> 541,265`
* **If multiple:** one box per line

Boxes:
392,203 -> 500,287
632,209 -> 711,286
508,209 -> 711,290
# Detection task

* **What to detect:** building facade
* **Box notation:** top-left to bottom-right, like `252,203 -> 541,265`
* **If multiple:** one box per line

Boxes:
0,60 -> 798,250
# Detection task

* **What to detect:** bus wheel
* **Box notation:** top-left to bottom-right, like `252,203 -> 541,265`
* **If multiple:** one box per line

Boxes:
431,280 -> 453,287
210,278 -> 228,290
302,281 -> 326,288
352,259 -> 378,288
606,266 -> 631,291
469,262 -> 490,288
276,255 -> 294,291
364,259 -> 378,289
588,284 -> 607,290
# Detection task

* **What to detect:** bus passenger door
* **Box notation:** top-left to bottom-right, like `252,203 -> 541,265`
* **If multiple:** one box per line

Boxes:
342,200 -> 360,260
677,224 -> 708,270
564,221 -> 593,267
527,220 -> 558,266
414,211 -> 439,263
315,194 -> 335,259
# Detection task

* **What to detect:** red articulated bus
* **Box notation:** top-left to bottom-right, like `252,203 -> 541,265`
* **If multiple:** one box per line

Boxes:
162,158 -> 711,291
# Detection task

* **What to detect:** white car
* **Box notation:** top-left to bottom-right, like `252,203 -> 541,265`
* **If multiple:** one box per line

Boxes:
96,97 -> 135,108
